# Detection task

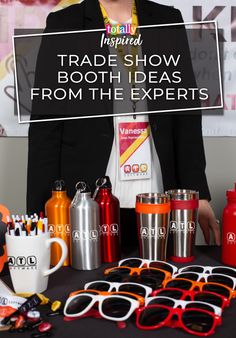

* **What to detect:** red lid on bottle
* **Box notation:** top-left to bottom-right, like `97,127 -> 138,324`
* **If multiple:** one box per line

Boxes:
226,183 -> 236,199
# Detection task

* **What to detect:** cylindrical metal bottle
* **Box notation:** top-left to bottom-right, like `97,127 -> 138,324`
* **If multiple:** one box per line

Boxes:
70,182 -> 101,270
94,176 -> 120,263
136,193 -> 171,261
167,189 -> 199,263
222,183 -> 236,266
45,180 -> 71,266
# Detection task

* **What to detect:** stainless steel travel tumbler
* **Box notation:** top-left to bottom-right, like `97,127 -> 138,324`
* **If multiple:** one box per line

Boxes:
167,189 -> 199,263
70,182 -> 101,270
136,193 -> 171,261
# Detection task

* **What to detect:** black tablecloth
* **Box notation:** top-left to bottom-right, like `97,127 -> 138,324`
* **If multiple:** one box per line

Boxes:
2,246 -> 236,338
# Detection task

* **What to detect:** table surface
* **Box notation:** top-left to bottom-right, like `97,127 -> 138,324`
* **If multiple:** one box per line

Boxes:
1,246 -> 236,338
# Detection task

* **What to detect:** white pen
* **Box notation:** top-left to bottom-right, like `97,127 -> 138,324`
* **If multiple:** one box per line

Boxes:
43,218 -> 48,233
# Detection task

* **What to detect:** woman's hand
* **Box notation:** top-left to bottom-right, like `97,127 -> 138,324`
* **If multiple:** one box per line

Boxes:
198,200 -> 221,245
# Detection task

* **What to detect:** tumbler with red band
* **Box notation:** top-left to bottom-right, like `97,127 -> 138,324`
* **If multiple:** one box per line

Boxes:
167,189 -> 199,263
94,176 -> 121,263
136,193 -> 171,261
222,183 -> 236,267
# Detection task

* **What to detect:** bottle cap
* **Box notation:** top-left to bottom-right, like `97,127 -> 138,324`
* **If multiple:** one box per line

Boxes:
53,180 -> 66,191
226,183 -> 236,199
75,181 -> 90,193
96,176 -> 112,189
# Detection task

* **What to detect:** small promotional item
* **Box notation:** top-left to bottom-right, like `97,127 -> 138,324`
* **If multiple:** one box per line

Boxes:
70,181 -> 101,270
135,193 -> 170,261
167,189 -> 199,263
94,176 -> 121,263
5,232 -> 67,293
45,180 -> 71,267
222,183 -> 236,267
118,121 -> 151,180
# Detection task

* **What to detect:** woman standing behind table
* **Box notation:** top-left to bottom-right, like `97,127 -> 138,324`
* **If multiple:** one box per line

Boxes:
27,0 -> 220,252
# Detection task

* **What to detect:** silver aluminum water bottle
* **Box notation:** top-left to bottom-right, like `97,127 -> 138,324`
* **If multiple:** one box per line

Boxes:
167,189 -> 199,263
70,181 -> 101,270
136,193 -> 171,261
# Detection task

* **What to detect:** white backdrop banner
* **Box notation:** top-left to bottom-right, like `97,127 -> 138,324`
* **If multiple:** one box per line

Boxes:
0,0 -> 235,136
156,0 -> 236,136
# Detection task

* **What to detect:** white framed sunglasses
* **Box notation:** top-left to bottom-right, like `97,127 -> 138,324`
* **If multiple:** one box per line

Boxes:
178,265 -> 236,278
173,271 -> 236,290
145,296 -> 222,316
64,292 -> 141,321
118,257 -> 178,274
84,280 -> 152,297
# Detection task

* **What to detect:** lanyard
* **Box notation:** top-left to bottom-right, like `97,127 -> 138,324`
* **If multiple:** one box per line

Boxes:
100,0 -> 139,114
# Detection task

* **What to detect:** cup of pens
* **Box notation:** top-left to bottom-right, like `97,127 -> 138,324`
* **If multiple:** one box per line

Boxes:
5,214 -> 68,293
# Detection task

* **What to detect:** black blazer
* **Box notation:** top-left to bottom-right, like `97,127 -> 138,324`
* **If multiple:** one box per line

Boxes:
27,0 -> 210,213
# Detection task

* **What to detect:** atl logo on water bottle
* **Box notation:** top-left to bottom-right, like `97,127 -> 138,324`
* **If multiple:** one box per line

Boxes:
226,232 -> 236,244
72,230 -> 99,241
100,224 -> 119,236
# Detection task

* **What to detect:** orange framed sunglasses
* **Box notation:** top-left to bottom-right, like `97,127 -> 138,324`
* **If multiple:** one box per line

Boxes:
163,278 -> 236,300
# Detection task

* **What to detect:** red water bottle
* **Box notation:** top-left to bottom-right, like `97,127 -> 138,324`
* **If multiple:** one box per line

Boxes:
94,176 -> 120,263
222,183 -> 236,266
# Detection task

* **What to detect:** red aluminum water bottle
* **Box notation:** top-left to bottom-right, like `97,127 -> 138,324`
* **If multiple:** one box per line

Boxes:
94,176 -> 120,263
222,183 -> 236,266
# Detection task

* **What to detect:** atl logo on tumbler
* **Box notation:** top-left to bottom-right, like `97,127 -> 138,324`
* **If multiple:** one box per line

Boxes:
170,221 -> 195,232
140,227 -> 166,238
8,256 -> 37,270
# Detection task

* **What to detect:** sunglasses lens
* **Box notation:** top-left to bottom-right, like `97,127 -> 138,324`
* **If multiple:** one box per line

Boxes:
182,310 -> 214,334
105,274 -> 123,282
138,306 -> 169,327
203,284 -> 230,298
148,298 -> 175,307
207,275 -> 234,289
180,266 -> 204,273
120,259 -> 142,267
156,289 -> 184,299
87,282 -> 110,291
101,297 -> 131,318
176,273 -> 199,281
110,268 -> 131,275
130,275 -> 161,290
166,279 -> 192,290
194,293 -> 223,308
212,267 -> 236,278
66,295 -> 92,315
140,268 -> 165,280
185,302 -> 214,313
119,284 -> 146,297
149,262 -> 173,274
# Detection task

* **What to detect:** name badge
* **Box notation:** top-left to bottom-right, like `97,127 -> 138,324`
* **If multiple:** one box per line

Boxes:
118,121 -> 152,180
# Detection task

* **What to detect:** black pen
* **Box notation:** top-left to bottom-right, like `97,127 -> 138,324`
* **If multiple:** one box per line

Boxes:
15,228 -> 20,236
21,223 -> 28,236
